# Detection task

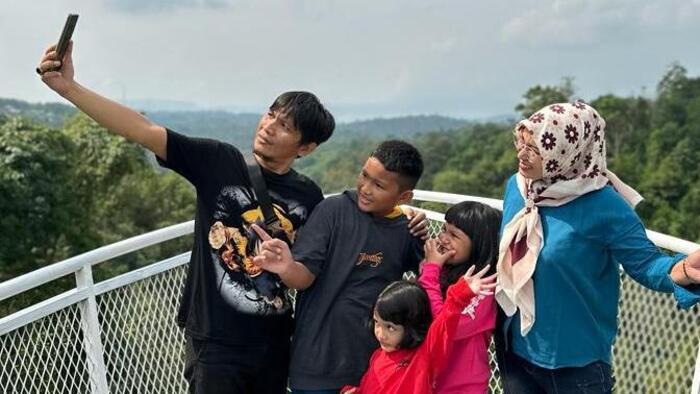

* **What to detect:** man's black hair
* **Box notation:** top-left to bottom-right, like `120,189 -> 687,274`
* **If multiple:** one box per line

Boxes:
369,280 -> 432,350
269,91 -> 335,146
370,140 -> 424,189
439,201 -> 502,297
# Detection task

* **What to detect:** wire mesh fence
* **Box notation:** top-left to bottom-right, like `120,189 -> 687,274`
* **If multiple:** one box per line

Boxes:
0,304 -> 91,393
1,217 -> 698,393
98,267 -> 188,393
615,274 -> 700,393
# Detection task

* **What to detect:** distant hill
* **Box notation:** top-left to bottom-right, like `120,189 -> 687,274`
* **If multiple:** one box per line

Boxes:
0,97 -> 475,144
0,98 -> 77,127
145,111 -> 260,143
334,115 -> 472,140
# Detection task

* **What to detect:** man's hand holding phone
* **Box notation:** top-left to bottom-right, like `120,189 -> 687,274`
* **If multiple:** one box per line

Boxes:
34,13 -> 169,159
36,14 -> 77,74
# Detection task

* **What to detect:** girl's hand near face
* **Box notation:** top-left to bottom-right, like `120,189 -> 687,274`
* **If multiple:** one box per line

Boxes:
423,238 -> 455,267
462,265 -> 497,296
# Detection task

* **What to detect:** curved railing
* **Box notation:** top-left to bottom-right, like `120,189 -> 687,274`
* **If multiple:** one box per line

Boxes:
0,190 -> 698,393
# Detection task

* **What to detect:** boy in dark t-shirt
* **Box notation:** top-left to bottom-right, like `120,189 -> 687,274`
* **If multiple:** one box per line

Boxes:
252,140 -> 426,392
38,40 -> 337,393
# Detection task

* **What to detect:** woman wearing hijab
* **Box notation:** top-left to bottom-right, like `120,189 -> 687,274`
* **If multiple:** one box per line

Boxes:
494,101 -> 700,393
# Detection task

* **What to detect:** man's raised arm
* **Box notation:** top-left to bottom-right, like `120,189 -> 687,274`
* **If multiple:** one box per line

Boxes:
37,41 -> 167,159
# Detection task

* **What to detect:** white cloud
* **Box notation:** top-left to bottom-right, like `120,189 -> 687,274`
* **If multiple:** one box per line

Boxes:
500,0 -> 700,48
104,0 -> 228,13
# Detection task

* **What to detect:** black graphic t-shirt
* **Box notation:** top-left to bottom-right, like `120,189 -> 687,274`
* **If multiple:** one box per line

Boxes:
289,191 -> 423,389
158,129 -> 323,345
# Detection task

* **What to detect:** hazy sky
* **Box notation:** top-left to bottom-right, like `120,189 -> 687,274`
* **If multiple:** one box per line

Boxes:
2,0 -> 700,121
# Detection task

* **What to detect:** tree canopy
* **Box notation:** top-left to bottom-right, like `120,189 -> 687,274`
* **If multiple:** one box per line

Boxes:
2,64 -> 700,316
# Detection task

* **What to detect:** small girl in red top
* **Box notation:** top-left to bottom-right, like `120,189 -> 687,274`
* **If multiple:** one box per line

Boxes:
418,201 -> 501,393
340,262 -> 497,394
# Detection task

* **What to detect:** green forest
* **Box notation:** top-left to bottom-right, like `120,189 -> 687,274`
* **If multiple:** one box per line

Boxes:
2,64 -> 700,316
296,63 -> 700,245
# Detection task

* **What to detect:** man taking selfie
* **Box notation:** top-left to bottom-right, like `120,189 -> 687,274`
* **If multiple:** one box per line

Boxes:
37,40 -> 335,393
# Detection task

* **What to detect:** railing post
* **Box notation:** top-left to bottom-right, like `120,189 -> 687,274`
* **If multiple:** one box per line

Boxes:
692,340 -> 700,394
76,265 -> 110,394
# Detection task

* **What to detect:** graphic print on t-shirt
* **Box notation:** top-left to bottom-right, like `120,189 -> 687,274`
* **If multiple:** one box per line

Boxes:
356,252 -> 384,268
207,185 -> 303,316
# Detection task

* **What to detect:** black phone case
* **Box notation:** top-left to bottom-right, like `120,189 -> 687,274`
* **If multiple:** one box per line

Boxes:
56,14 -> 79,58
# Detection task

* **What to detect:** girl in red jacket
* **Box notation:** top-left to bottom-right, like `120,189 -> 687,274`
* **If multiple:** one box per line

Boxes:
418,201 -> 501,393
340,259 -> 497,394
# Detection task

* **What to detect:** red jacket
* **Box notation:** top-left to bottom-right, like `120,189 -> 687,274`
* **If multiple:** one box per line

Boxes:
341,279 -> 475,394
418,263 -> 495,394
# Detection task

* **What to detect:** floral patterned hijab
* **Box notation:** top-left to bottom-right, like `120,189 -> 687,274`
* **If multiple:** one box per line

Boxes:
495,101 -> 643,336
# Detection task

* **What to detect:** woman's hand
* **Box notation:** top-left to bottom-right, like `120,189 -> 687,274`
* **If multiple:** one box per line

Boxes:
685,252 -> 700,283
670,250 -> 700,287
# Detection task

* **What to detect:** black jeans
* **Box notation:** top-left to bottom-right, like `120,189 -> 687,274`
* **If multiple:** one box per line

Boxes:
184,336 -> 290,394
497,351 -> 614,394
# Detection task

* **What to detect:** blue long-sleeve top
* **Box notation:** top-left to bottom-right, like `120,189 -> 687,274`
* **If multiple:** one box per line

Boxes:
501,174 -> 700,368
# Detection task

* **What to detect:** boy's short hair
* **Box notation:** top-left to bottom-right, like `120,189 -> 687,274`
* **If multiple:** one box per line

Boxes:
370,140 -> 424,189
269,91 -> 335,146
369,280 -> 432,350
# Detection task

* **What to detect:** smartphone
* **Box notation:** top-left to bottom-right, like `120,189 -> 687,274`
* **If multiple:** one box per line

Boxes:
56,14 -> 79,60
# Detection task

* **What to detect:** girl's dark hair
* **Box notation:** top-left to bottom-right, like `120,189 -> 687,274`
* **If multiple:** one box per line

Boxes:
369,281 -> 432,350
439,201 -> 502,297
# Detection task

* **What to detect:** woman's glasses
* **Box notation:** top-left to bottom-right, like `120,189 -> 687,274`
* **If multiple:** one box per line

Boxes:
513,134 -> 541,163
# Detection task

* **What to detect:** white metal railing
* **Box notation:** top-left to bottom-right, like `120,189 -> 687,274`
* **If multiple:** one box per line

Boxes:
411,190 -> 699,254
0,221 -> 193,305
0,221 -> 193,393
1,190 -> 699,394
